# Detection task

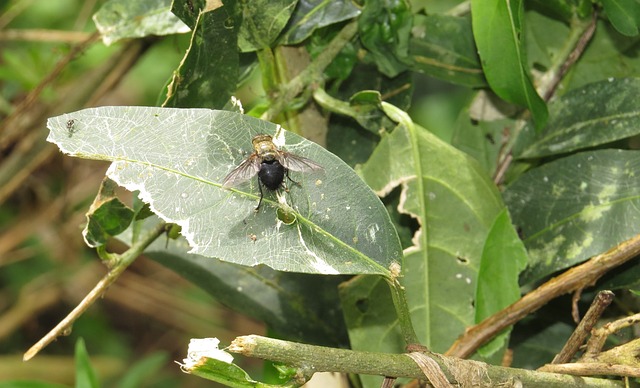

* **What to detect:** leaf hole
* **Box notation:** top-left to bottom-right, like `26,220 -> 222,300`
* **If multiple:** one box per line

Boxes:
355,298 -> 369,313
457,256 -> 469,264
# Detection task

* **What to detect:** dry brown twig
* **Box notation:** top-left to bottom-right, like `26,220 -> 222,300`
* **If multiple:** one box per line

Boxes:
446,233 -> 640,359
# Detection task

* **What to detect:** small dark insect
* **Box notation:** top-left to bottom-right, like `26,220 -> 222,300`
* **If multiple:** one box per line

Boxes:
66,119 -> 76,137
222,134 -> 322,210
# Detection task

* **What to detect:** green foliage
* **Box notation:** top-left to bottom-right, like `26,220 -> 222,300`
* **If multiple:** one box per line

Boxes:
471,0 -> 548,129
74,339 -> 99,388
7,0 -> 640,386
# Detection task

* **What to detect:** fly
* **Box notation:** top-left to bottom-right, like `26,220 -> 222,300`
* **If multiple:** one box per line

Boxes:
222,134 -> 322,210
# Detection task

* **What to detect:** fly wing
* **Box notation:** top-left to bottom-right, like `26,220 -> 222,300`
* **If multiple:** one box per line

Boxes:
279,152 -> 323,172
222,156 -> 260,188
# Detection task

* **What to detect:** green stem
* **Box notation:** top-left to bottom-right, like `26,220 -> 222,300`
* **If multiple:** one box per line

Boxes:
228,335 -> 623,387
385,276 -> 421,348
261,21 -> 358,122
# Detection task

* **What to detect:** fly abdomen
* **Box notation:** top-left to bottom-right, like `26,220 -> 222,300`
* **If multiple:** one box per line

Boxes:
258,160 -> 286,190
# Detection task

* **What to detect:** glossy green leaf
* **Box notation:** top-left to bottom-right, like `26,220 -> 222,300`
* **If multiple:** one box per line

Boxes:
184,355 -> 255,386
344,105 -> 506,355
279,0 -> 360,44
171,0 -> 206,29
47,107 -> 401,276
93,0 -> 190,45
528,0 -> 575,21
74,339 -> 99,388
601,0 -> 640,36
163,5 -> 239,109
471,0 -> 548,129
504,149 -> 640,283
358,0 -> 413,77
237,0 -> 298,51
476,208 -> 528,357
125,215 -> 348,346
83,178 -> 134,248
409,14 -> 486,87
517,78 -> 640,159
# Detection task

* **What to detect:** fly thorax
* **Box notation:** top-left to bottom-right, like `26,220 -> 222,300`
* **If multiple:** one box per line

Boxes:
261,151 -> 277,162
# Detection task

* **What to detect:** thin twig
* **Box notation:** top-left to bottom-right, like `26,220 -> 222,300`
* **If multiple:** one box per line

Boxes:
539,362 -> 640,378
23,222 -> 166,361
584,313 -> 640,359
0,29 -> 92,43
551,290 -> 615,364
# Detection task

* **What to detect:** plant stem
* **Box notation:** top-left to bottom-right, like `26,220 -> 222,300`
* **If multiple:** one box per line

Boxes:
386,276 -> 422,349
446,233 -> 640,359
228,335 -> 623,387
261,21 -> 358,122
23,221 -> 166,361
552,290 -> 614,364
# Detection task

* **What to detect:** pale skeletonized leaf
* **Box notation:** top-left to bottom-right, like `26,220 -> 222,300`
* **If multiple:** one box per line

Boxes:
47,107 -> 401,276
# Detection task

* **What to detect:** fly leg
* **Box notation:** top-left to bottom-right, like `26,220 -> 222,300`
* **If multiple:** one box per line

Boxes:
255,177 -> 264,211
284,169 -> 301,191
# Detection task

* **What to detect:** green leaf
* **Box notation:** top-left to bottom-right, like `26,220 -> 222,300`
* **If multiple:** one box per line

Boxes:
74,338 -> 99,388
83,178 -> 135,248
163,5 -> 239,109
279,0 -> 361,44
475,208 -> 528,357
124,215 -> 349,346
471,0 -> 548,129
504,149 -> 640,283
237,0 -> 298,51
183,354 -> 280,387
358,0 -> 413,77
344,104 -> 505,354
92,0 -> 190,45
171,0 -> 206,29
47,107 -> 401,276
527,0 -> 577,21
517,78 -> 640,158
409,14 -> 486,87
601,0 -> 640,36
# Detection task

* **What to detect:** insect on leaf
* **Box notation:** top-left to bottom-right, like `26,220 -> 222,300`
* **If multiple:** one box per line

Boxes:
47,107 -> 401,276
